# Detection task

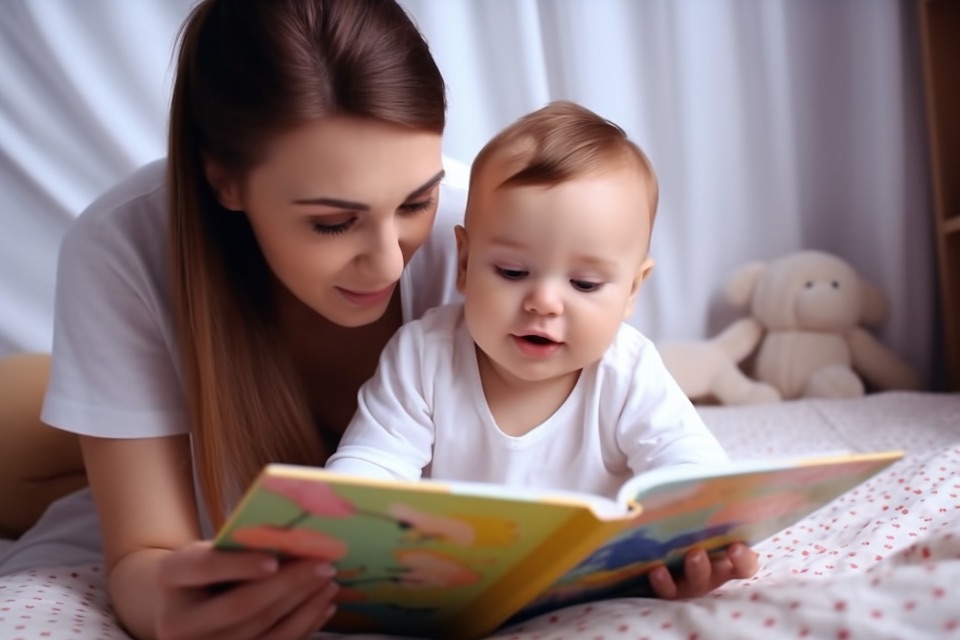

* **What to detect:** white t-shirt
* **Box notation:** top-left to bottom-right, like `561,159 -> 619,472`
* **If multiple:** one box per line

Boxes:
40,159 -> 466,439
326,303 -> 728,499
0,158 -> 466,576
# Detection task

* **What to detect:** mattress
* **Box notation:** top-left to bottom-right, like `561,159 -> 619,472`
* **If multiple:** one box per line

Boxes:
1,391 -> 958,640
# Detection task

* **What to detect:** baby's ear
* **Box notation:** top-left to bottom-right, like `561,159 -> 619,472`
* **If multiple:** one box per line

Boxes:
454,225 -> 469,293
624,257 -> 655,320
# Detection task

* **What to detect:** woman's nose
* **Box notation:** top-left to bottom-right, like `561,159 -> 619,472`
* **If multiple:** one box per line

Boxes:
360,222 -> 404,284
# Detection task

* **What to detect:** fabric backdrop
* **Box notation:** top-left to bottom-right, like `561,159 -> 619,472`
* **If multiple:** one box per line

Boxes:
0,0 -> 939,385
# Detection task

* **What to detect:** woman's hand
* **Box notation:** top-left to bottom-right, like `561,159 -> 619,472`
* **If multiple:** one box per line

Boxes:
154,541 -> 338,640
649,543 -> 758,600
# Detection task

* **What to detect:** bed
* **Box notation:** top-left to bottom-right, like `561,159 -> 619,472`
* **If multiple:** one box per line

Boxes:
1,390 -> 957,640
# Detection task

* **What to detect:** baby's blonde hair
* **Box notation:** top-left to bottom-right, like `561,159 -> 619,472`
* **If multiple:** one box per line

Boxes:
467,100 -> 658,226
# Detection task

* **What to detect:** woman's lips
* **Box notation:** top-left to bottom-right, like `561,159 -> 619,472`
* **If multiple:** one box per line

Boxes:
336,283 -> 396,306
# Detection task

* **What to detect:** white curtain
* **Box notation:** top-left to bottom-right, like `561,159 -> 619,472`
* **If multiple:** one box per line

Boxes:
0,1 -> 937,384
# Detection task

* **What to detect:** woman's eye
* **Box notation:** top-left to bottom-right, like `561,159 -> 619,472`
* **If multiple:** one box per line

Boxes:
571,279 -> 601,292
495,266 -> 527,280
399,197 -> 436,215
312,219 -> 356,236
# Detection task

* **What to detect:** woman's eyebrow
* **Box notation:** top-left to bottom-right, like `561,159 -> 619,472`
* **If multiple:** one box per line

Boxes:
406,169 -> 446,199
292,196 -> 370,210
291,169 -> 446,210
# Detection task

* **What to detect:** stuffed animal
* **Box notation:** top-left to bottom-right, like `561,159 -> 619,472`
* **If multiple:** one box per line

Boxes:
658,323 -> 783,405
659,250 -> 921,404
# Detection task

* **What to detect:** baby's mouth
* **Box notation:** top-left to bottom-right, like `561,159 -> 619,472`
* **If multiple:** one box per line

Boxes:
518,334 -> 559,345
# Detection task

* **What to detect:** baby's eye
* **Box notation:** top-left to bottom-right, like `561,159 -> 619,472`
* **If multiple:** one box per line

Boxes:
571,279 -> 601,292
495,266 -> 527,280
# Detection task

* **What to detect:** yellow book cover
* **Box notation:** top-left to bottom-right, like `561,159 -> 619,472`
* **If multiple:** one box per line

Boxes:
213,450 -> 903,639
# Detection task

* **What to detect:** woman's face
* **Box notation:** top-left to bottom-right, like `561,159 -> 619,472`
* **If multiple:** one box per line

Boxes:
212,116 -> 444,327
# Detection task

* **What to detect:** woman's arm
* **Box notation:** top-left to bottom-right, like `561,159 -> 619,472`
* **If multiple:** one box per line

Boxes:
82,435 -> 340,640
80,434 -> 200,638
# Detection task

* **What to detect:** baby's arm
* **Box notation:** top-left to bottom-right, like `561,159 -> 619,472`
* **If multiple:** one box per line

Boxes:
616,343 -> 729,474
326,323 -> 434,481
617,340 -> 757,597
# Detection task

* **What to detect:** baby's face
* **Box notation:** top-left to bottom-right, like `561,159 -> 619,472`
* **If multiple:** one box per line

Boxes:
457,164 -> 654,385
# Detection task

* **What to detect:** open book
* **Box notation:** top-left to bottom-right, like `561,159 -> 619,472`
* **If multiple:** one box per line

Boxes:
213,450 -> 902,639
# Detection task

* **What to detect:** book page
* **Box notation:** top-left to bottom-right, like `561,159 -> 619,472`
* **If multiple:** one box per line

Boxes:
452,483 -> 625,519
614,450 -> 897,506
510,450 -> 903,623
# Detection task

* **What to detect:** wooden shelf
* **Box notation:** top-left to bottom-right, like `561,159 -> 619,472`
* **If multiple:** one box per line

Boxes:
919,0 -> 960,391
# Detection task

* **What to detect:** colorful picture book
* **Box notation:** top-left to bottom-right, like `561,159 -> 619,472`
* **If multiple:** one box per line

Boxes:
213,450 -> 903,639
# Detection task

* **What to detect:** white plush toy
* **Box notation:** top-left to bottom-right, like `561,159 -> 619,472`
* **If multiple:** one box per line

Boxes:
659,250 -> 921,404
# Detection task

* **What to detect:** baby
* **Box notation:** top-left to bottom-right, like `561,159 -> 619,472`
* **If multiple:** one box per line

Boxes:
328,100 -> 729,489
327,101 -> 757,597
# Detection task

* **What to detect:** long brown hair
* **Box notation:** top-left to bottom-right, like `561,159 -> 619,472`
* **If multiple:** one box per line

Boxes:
168,0 -> 446,526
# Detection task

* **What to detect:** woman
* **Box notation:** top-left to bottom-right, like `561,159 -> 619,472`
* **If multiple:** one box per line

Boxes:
0,1 -> 754,638
4,1 -> 460,637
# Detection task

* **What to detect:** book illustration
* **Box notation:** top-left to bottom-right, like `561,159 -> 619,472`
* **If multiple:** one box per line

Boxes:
512,454 -> 895,622
216,471 -> 584,634
230,476 -> 518,556
508,524 -> 731,623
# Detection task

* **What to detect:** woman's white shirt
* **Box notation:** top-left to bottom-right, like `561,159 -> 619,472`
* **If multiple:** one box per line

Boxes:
40,159 -> 466,439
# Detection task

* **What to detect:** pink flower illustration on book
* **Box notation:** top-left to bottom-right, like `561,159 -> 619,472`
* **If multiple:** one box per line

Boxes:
341,549 -> 482,589
393,549 -> 481,588
261,477 -> 517,549
262,476 -> 356,528
387,504 -> 518,548
229,526 -> 348,561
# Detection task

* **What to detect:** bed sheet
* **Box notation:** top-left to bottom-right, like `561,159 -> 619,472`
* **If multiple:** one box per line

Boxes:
2,391 -> 958,640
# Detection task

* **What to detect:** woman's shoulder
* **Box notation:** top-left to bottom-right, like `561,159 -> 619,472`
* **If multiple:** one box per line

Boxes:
56,159 -> 171,304
45,159 -> 187,440
64,159 -> 168,253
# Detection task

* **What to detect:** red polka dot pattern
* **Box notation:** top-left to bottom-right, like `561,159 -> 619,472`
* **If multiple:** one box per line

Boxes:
0,565 -> 125,640
1,392 -> 958,639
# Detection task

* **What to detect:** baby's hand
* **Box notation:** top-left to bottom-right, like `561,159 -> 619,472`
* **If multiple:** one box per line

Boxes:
648,543 -> 758,599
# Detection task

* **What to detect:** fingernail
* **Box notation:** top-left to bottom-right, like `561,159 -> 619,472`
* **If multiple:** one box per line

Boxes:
315,563 -> 337,578
262,558 -> 279,573
323,603 -> 337,622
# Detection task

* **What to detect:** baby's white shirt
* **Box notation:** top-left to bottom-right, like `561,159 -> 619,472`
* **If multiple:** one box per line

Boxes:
326,303 -> 729,499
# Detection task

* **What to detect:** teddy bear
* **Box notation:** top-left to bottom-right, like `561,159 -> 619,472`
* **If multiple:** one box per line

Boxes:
658,250 -> 921,404
658,320 -> 783,405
